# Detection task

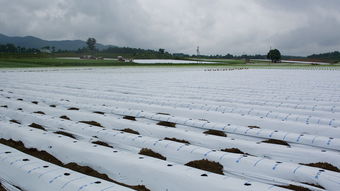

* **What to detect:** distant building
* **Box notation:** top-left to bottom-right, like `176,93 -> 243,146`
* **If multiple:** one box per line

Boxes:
40,48 -> 51,53
80,55 -> 103,60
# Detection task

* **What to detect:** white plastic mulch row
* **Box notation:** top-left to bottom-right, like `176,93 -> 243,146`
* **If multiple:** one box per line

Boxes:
0,144 -> 134,191
2,82 -> 339,132
2,84 -> 339,128
1,108 -> 340,191
2,105 -> 339,169
0,123 -> 288,191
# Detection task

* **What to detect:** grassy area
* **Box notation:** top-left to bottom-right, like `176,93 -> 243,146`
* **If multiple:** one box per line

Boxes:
0,57 -> 339,69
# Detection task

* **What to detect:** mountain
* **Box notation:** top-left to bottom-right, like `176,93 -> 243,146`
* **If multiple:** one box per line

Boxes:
0,33 -> 110,51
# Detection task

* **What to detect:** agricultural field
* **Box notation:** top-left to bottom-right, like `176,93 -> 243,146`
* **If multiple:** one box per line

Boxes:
1,67 -> 340,191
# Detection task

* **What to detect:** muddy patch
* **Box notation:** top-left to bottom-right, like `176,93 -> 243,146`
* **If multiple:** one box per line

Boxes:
0,105 -> 8,108
92,141 -> 113,148
0,139 -> 150,191
17,98 -> 23,101
68,107 -> 79,111
301,162 -> 340,173
164,137 -> 190,144
248,125 -> 260,129
121,128 -> 140,135
29,123 -> 46,131
17,108 -> 23,111
49,105 -> 56,108
60,115 -> 71,120
79,121 -> 103,128
93,111 -> 105,115
9,119 -> 21,124
123,116 -> 136,121
262,139 -> 290,147
185,159 -> 224,175
33,111 -> 45,115
157,121 -> 176,128
203,129 -> 227,137
54,131 -> 76,139
31,101 -> 38,104
139,148 -> 166,160
221,148 -> 247,155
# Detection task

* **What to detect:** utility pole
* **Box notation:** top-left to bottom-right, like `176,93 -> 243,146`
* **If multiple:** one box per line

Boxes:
196,46 -> 200,64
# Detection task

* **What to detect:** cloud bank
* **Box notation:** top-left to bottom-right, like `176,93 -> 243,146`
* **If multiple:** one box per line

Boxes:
1,0 -> 339,56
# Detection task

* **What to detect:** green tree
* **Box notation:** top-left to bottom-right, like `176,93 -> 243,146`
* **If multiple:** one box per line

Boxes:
86,38 -> 96,51
267,49 -> 281,63
158,48 -> 165,54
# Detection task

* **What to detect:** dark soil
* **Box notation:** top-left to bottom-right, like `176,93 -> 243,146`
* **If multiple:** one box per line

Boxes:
0,183 -> 6,191
92,141 -> 113,148
17,108 -> 23,111
49,105 -> 56,107
156,121 -> 176,128
198,119 -> 209,122
123,116 -> 136,121
93,111 -> 105,115
262,139 -> 290,147
79,121 -> 103,128
54,131 -> 76,139
31,101 -> 38,104
248,125 -> 260,129
29,123 -> 46,131
121,128 -> 140,135
0,105 -> 8,108
302,182 -> 325,189
0,139 -> 63,165
68,107 -> 79,110
221,148 -> 247,155
185,159 -> 224,175
301,162 -> 340,173
17,98 -> 23,101
33,111 -> 45,115
156,113 -> 170,115
164,137 -> 190,144
9,119 -> 21,124
203,129 -> 227,137
60,115 -> 71,120
0,139 -> 150,191
139,148 -> 166,160
278,184 -> 312,191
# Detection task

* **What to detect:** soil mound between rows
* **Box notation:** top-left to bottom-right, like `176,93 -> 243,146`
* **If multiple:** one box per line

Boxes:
157,121 -> 176,128
121,128 -> 140,135
139,148 -> 166,160
185,159 -> 224,175
164,137 -> 190,144
203,129 -> 227,137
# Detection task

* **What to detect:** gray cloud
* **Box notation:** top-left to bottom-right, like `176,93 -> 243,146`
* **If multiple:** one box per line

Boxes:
0,0 -> 340,56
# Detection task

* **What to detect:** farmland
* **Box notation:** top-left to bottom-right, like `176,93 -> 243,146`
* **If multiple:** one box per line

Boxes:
1,67 -> 340,191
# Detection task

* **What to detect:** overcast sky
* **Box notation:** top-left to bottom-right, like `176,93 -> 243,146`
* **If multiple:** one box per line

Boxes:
1,0 -> 340,56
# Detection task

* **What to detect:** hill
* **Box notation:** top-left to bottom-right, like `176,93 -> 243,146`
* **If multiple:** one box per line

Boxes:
0,33 -> 110,51
307,51 -> 340,63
